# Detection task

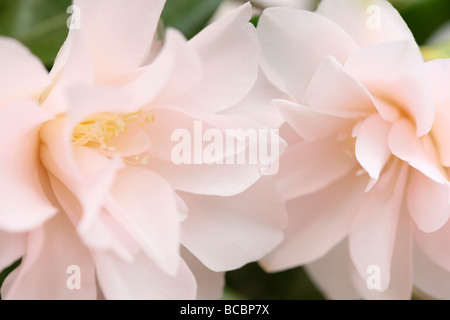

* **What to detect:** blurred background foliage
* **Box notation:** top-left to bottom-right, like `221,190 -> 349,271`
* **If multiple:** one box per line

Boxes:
0,0 -> 449,300
2,0 -> 449,69
0,0 -> 71,67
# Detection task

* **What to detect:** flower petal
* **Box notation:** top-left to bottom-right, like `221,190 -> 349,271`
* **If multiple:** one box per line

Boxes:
407,169 -> 450,233
414,245 -> 450,300
355,114 -> 392,181
274,137 -> 356,200
172,3 -> 259,113
388,119 -> 447,183
316,0 -> 414,47
73,0 -> 166,79
94,251 -> 196,300
274,100 -> 356,142
48,173 -> 138,262
0,100 -> 57,232
415,220 -> 450,273
42,31 -> 94,115
42,144 -> 123,233
427,59 -> 450,166
262,169 -> 368,271
140,107 -> 242,162
181,247 -> 225,300
349,162 -> 408,292
66,85 -> 139,125
350,204 -> 413,299
107,127 -> 152,158
305,240 -> 361,300
221,71 -> 286,129
144,157 -> 261,197
257,7 -> 359,102
105,166 -> 181,275
0,37 -> 48,105
345,40 -> 434,136
306,56 -> 375,116
125,29 -> 202,107
180,177 -> 287,272
3,214 -> 97,300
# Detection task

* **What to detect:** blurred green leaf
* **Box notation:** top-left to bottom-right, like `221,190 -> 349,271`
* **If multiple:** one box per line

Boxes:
391,0 -> 450,44
250,15 -> 259,28
226,263 -> 325,300
161,0 -> 224,39
0,258 -> 21,300
421,41 -> 450,60
0,0 -> 71,68
221,287 -> 247,300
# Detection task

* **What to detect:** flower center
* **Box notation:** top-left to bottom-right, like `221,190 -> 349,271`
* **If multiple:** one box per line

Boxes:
71,111 -> 154,151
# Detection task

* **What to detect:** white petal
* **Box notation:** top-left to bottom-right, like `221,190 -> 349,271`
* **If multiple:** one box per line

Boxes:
427,59 -> 450,166
415,220 -> 450,273
274,100 -> 356,142
345,40 -> 434,136
0,37 -> 48,105
305,240 -> 361,300
3,214 -> 97,300
414,244 -> 450,300
221,71 -> 286,129
73,0 -> 166,79
349,162 -> 408,292
181,247 -> 225,300
355,114 -> 392,181
0,100 -> 57,232
94,251 -> 196,300
306,56 -> 375,116
317,0 -> 414,47
262,169 -> 368,271
258,7 -> 359,102
388,119 -> 447,183
106,166 -> 181,275
172,3 -> 259,113
350,203 -> 413,300
274,136 -> 356,200
180,177 -> 287,271
407,169 -> 450,233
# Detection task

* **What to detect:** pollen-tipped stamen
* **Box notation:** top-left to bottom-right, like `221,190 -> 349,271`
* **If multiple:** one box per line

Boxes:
72,111 -> 154,151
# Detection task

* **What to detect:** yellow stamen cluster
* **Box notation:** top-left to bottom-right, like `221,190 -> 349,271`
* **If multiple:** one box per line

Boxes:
124,154 -> 151,165
72,111 -> 154,151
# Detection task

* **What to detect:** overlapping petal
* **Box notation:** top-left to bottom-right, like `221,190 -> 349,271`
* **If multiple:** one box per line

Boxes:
345,40 -> 434,136
0,100 -> 57,232
180,177 -> 286,272
0,37 -> 49,105
72,0 -> 166,79
258,7 -> 359,103
2,214 -> 97,300
262,170 -> 367,270
316,0 -> 414,47
169,3 -> 259,114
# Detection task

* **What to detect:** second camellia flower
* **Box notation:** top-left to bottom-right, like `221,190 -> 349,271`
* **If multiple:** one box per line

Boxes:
257,0 -> 450,299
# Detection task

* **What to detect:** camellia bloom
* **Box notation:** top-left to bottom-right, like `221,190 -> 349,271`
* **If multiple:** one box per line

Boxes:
257,0 -> 450,299
0,0 -> 286,299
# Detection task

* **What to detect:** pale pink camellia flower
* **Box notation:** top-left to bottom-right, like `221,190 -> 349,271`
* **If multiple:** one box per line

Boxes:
257,0 -> 450,299
0,0 -> 286,299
